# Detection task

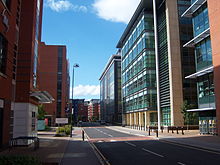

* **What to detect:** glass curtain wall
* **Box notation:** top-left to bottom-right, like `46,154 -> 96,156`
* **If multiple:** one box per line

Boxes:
121,13 -> 157,116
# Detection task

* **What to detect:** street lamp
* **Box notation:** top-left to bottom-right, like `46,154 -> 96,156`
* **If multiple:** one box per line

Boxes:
70,63 -> 79,137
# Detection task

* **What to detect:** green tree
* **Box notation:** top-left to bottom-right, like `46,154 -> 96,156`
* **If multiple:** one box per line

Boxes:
181,100 -> 198,125
37,104 -> 47,120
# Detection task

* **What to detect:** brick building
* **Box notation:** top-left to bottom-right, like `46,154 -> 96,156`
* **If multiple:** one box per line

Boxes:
88,99 -> 100,122
38,42 -> 69,126
207,0 -> 220,136
13,0 -> 53,140
0,0 -> 21,148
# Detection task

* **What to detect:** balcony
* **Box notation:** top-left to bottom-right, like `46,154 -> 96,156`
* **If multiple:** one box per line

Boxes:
183,28 -> 210,47
181,0 -> 207,17
185,66 -> 213,79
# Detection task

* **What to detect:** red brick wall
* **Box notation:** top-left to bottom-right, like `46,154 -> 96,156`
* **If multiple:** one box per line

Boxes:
88,103 -> 100,121
0,0 -> 21,147
38,42 -> 68,124
16,0 -> 43,104
208,0 -> 220,136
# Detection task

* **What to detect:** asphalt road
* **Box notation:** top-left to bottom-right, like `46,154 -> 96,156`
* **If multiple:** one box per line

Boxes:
84,127 -> 136,139
84,127 -> 220,165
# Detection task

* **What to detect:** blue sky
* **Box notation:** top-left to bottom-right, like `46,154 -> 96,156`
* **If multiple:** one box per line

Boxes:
41,0 -> 140,99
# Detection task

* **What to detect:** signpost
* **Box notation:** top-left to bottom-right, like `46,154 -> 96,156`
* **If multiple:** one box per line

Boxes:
55,118 -> 68,124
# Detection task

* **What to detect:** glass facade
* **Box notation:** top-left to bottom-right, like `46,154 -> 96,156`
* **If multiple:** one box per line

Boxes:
178,0 -> 198,107
100,56 -> 122,124
195,37 -> 212,71
192,4 -> 209,37
198,73 -> 215,105
191,2 -> 215,107
121,13 -> 157,116
182,0 -> 216,134
33,0 -> 41,87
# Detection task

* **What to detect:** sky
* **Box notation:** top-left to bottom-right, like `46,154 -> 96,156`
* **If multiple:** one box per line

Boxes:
42,0 -> 141,99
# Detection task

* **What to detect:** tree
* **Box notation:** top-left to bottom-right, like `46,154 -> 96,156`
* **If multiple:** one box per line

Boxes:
37,104 -> 47,120
181,100 -> 198,125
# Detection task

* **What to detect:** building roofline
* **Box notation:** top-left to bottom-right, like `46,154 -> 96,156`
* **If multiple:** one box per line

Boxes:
99,55 -> 121,80
116,0 -> 164,48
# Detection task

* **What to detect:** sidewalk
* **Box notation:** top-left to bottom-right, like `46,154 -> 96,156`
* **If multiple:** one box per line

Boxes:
108,126 -> 220,152
0,127 -> 101,165
60,127 -> 101,165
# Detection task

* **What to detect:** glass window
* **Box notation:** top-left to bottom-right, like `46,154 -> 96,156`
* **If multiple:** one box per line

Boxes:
195,38 -> 212,71
0,33 -> 7,74
193,4 -> 209,36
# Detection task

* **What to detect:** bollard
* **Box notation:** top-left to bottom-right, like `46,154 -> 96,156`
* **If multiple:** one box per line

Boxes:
168,127 -> 169,133
172,127 -> 174,133
148,127 -> 151,136
182,127 -> 184,135
176,127 -> 179,134
82,130 -> 85,141
156,129 -> 158,137
161,127 -> 163,133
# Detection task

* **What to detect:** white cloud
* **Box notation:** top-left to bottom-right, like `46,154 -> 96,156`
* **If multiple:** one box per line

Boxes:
92,0 -> 141,24
70,85 -> 100,98
46,0 -> 87,12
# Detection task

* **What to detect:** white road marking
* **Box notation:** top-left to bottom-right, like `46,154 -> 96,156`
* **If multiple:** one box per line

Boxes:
125,142 -> 136,147
177,162 -> 186,165
161,140 -> 220,155
95,128 -> 113,137
142,148 -> 164,158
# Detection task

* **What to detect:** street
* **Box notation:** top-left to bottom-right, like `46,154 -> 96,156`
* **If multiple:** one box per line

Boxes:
84,127 -> 220,165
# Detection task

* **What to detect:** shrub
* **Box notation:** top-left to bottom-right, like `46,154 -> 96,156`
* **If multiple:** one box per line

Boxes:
0,155 -> 41,165
56,125 -> 71,136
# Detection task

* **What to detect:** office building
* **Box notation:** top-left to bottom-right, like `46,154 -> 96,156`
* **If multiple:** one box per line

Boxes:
100,55 -> 122,124
117,0 -> 197,128
38,42 -> 69,126
14,0 -> 53,140
0,0 -> 21,148
72,99 -> 87,123
182,0 -> 220,134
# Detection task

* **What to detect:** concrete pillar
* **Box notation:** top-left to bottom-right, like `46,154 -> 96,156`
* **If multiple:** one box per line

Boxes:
144,111 -> 147,131
138,112 -> 141,129
153,0 -> 161,131
134,113 -> 137,127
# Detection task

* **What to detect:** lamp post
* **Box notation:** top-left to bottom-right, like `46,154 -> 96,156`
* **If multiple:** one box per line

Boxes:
70,63 -> 79,137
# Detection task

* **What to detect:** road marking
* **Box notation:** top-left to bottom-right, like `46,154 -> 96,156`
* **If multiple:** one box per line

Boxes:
125,142 -> 136,147
95,128 -> 113,138
142,148 -> 164,158
177,162 -> 186,165
134,134 -> 145,137
161,140 -> 220,155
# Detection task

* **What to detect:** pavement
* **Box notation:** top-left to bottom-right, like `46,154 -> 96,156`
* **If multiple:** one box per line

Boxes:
107,126 -> 220,153
0,127 -> 101,165
1,125 -> 220,165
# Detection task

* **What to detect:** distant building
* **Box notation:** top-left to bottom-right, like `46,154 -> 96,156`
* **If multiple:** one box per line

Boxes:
71,99 -> 88,123
88,99 -> 100,122
99,55 -> 122,124
38,42 -> 69,126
